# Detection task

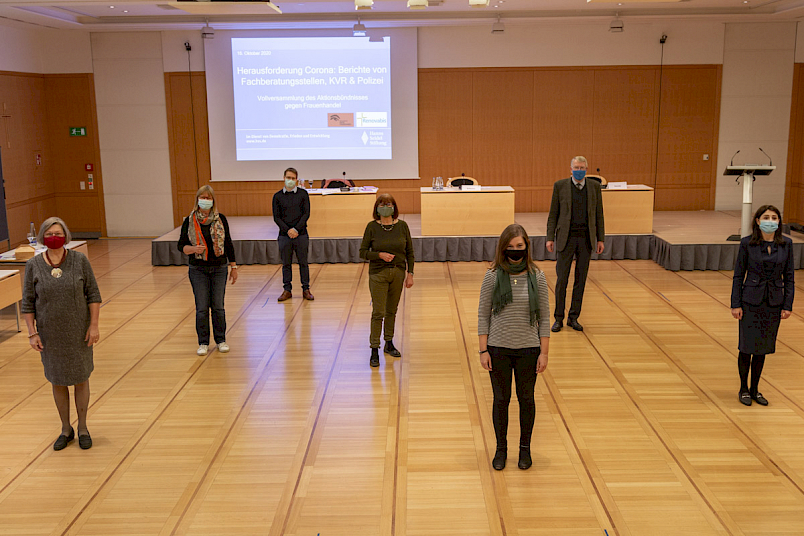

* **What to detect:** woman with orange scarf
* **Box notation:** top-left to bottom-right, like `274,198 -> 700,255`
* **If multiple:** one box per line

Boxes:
178,185 -> 237,356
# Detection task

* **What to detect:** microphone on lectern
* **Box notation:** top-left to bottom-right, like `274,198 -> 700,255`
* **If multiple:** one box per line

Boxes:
730,150 -> 740,166
758,147 -> 772,166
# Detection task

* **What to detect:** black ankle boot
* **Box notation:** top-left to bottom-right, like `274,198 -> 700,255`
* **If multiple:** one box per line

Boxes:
492,448 -> 507,471
518,446 -> 532,470
384,340 -> 401,358
370,348 -> 380,367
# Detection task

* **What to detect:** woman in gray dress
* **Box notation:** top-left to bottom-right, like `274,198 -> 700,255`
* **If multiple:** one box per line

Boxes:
22,217 -> 101,450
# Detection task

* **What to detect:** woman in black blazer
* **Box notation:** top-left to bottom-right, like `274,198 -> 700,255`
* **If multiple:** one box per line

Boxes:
731,205 -> 795,406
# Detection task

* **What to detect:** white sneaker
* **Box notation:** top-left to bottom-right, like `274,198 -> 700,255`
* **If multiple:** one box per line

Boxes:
218,342 -> 230,353
197,344 -> 208,356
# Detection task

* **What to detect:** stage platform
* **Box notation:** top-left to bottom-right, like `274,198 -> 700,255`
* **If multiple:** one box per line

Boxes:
152,211 -> 804,271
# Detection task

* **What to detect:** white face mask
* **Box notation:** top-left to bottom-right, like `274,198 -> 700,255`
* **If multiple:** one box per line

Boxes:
198,199 -> 213,210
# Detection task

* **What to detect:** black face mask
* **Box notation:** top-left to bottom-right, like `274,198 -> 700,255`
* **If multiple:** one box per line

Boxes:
505,249 -> 527,261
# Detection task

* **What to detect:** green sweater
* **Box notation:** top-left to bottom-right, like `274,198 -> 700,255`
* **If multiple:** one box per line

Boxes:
359,220 -> 415,275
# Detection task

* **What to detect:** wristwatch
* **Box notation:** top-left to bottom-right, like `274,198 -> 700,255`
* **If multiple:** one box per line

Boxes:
478,349 -> 488,355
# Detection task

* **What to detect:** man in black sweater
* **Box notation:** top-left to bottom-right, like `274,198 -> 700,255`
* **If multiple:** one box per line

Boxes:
545,156 -> 605,332
273,167 -> 314,302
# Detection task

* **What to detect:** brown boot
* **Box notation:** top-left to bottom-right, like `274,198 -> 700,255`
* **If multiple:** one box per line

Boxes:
303,289 -> 315,301
277,290 -> 292,302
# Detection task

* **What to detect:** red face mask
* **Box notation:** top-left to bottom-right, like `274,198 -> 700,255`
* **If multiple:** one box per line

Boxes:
43,235 -> 66,249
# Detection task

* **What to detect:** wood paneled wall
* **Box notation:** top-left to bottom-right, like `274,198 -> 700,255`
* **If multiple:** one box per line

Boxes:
165,65 -> 722,222
45,74 -> 105,236
785,64 -> 804,226
0,71 -> 103,249
0,71 -> 54,248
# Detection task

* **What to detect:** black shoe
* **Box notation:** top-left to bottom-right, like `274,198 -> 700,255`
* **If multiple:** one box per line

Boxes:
518,446 -> 532,470
370,348 -> 380,368
384,341 -> 401,358
551,320 -> 563,332
568,319 -> 584,331
53,427 -> 74,451
492,449 -> 507,471
78,432 -> 92,450
751,391 -> 768,406
738,390 -> 752,406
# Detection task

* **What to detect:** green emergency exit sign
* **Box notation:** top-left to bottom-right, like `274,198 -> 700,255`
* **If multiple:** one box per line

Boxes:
70,127 -> 87,136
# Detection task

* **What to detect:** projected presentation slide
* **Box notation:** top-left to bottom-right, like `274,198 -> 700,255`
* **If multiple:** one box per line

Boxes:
231,37 -> 392,161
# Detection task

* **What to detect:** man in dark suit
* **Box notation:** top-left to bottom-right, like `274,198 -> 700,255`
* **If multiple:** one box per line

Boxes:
546,156 -> 605,332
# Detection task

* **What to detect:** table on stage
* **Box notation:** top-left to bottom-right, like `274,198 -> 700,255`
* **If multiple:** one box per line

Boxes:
0,270 -> 22,332
419,186 -> 515,236
306,188 -> 378,238
601,184 -> 654,234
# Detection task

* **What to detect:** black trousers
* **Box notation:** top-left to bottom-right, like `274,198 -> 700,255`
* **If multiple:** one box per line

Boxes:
277,234 -> 310,292
554,231 -> 592,321
488,346 -> 539,449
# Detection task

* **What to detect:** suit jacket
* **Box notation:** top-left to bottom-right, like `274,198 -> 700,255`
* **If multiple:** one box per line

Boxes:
731,236 -> 795,310
546,178 -> 605,252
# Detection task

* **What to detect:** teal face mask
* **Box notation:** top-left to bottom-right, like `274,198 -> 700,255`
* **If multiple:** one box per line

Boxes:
759,220 -> 778,234
377,206 -> 394,218
285,178 -> 297,190
198,199 -> 213,210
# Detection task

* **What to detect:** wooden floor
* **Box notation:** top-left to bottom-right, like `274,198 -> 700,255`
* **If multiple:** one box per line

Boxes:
0,239 -> 803,535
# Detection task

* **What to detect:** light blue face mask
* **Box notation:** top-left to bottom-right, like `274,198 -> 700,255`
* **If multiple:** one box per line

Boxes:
197,199 -> 213,210
285,178 -> 297,190
571,169 -> 586,182
759,220 -> 779,234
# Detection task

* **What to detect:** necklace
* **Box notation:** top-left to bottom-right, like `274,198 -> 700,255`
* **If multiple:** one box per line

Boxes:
45,249 -> 66,278
380,220 -> 395,231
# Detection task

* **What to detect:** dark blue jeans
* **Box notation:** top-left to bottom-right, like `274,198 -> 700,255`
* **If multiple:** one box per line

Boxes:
188,264 -> 228,345
277,233 -> 310,292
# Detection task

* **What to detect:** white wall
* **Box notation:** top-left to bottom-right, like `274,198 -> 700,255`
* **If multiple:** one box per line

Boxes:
92,32 -> 174,237
0,22 -> 92,74
39,29 -> 93,74
715,22 -> 795,212
418,20 -> 725,68
161,31 -> 206,72
0,22 -> 45,73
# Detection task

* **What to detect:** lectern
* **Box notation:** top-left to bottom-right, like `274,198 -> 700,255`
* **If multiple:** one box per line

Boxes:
723,165 -> 775,240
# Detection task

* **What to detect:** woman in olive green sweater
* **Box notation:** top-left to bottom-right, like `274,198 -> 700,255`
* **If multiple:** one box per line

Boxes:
359,193 -> 415,367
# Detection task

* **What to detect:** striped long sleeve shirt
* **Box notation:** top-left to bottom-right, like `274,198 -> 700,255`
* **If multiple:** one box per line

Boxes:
478,269 -> 551,349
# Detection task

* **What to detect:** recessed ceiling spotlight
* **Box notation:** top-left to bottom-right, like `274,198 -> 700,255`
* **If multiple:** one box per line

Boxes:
109,5 -> 114,8
123,10 -> 128,12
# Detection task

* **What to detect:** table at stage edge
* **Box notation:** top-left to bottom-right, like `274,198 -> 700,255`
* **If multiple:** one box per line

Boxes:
0,270 -> 22,332
601,184 -> 654,235
420,186 -> 515,236
0,241 -> 90,264
306,188 -> 378,238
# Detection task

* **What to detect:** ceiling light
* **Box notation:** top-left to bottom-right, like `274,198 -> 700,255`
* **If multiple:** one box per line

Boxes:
353,18 -> 367,36
355,0 -> 373,9
491,15 -> 505,34
123,9 -> 128,12
407,0 -> 428,9
109,5 -> 114,8
470,0 -> 490,6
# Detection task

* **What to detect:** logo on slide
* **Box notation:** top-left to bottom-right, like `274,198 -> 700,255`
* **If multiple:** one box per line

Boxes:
356,112 -> 387,127
328,113 -> 354,127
